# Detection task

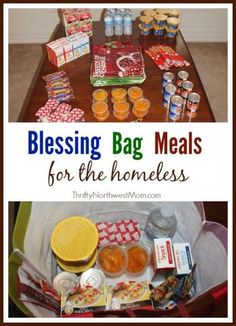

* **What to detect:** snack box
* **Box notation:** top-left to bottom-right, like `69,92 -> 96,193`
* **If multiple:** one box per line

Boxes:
46,32 -> 90,67
173,243 -> 193,275
152,238 -> 175,274
60,9 -> 93,37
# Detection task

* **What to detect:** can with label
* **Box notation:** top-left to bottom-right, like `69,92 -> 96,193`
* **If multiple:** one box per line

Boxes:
169,95 -> 183,120
163,83 -> 176,109
80,268 -> 106,289
162,72 -> 175,93
176,71 -> 189,94
180,80 -> 194,107
186,92 -> 201,112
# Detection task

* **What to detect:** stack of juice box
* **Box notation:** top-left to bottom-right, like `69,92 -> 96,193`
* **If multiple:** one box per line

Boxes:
60,8 -> 93,37
46,32 -> 90,67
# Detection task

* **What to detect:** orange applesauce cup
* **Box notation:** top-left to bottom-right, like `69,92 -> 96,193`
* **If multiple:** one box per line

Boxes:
113,101 -> 130,121
111,88 -> 127,102
128,86 -> 143,103
133,98 -> 150,112
92,89 -> 108,102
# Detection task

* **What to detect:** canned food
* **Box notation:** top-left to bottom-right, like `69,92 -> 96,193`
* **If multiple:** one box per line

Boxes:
169,111 -> 181,121
176,71 -> 189,94
80,268 -> 106,289
53,272 -> 79,294
187,92 -> 201,112
169,95 -> 183,117
162,72 -> 175,93
163,84 -> 176,109
180,80 -> 194,107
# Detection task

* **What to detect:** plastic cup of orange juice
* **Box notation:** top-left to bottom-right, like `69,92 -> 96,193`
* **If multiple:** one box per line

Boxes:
128,87 -> 144,103
92,89 -> 108,102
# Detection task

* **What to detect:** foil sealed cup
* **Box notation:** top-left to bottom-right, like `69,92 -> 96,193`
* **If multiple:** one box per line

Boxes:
166,17 -> 180,38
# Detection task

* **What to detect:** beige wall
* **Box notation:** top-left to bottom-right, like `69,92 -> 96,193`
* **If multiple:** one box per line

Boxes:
8,8 -> 227,43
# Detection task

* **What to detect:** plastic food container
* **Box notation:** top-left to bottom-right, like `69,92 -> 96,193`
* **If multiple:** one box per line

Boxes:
92,89 -> 108,102
133,98 -> 150,111
126,244 -> 150,276
111,88 -> 127,101
132,108 -> 149,119
92,101 -> 110,121
97,244 -> 128,277
113,101 -> 130,121
128,86 -> 143,103
93,111 -> 110,122
111,96 -> 127,104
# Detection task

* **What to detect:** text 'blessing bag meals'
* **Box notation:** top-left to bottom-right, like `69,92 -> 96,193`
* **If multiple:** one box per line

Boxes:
9,202 -> 227,317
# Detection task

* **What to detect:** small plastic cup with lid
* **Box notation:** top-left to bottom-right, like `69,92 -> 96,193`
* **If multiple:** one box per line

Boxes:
92,89 -> 108,103
126,243 -> 150,276
113,101 -> 130,121
132,98 -> 150,118
128,86 -> 143,103
97,244 -> 128,277
91,101 -> 110,121
111,88 -> 127,102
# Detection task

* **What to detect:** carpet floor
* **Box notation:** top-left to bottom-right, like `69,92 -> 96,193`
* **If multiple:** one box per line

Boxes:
9,42 -> 227,122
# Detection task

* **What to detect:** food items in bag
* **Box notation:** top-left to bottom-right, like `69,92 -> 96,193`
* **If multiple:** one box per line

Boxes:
173,243 -> 194,275
126,244 -> 150,275
97,245 -> 128,277
50,216 -> 99,272
90,41 -> 146,86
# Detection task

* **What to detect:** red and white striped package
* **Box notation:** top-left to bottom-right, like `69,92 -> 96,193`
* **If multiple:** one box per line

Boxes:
44,98 -> 60,110
96,219 -> 141,246
35,106 -> 52,117
56,103 -> 72,114
63,108 -> 85,122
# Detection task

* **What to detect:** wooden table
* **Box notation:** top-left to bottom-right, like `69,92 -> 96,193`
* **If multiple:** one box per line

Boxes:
18,21 -> 215,122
